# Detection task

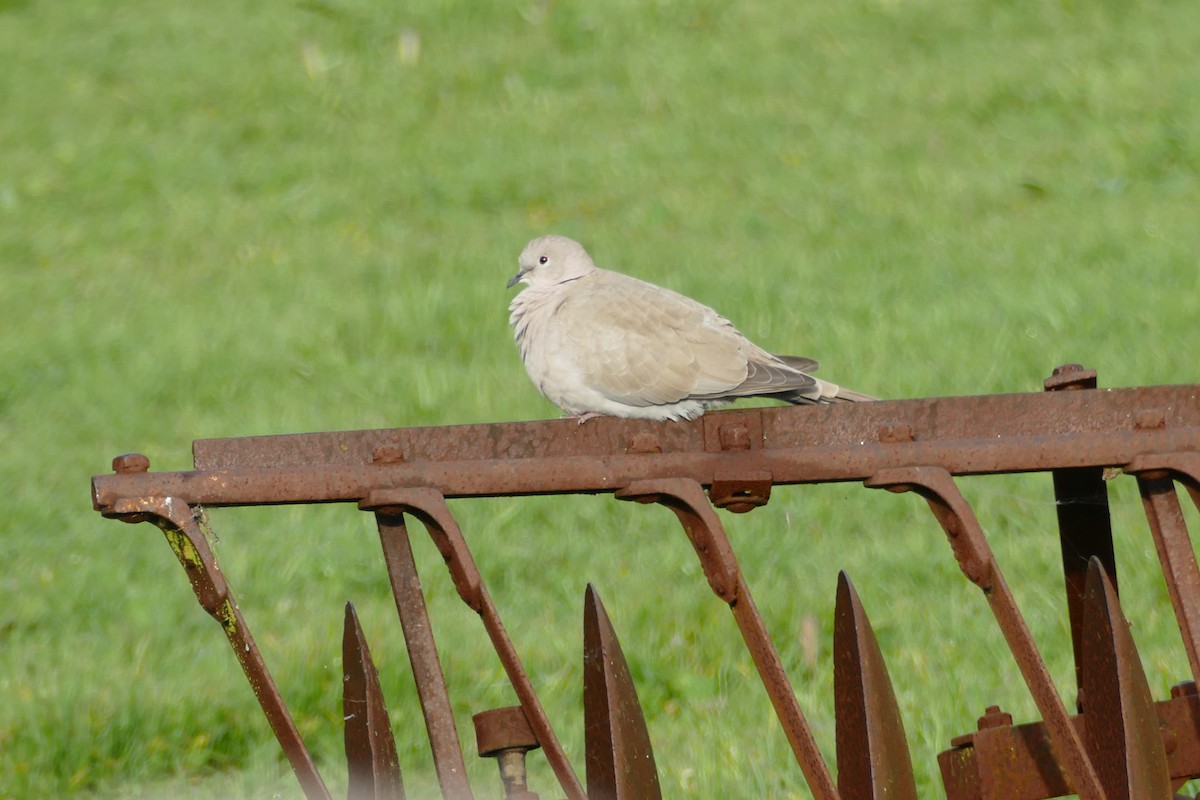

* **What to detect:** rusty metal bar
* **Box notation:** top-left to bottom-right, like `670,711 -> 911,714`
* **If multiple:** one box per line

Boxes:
103,493 -> 332,800
1080,558 -> 1172,798
92,385 -> 1200,512
582,584 -> 663,800
1124,457 -> 1200,687
372,513 -> 475,800
865,466 -> 1107,800
360,488 -> 586,800
833,572 -> 917,800
616,478 -> 841,800
343,602 -> 406,800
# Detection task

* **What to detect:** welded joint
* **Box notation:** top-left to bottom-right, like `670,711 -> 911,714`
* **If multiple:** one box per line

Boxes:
104,493 -> 230,615
709,469 -> 773,513
864,466 -> 995,590
359,487 -> 484,613
703,410 -> 763,454
616,478 -> 741,605
1125,452 -> 1200,490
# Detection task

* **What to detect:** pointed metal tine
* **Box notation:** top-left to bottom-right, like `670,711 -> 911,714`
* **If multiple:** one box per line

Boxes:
344,602 -> 406,800
583,584 -> 663,800
1081,558 -> 1172,799
833,572 -> 917,800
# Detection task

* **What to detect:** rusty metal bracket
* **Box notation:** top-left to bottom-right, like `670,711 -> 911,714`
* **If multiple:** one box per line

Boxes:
616,477 -> 841,800
864,466 -> 1106,800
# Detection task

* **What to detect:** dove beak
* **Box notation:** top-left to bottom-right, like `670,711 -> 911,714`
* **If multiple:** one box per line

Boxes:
506,270 -> 525,289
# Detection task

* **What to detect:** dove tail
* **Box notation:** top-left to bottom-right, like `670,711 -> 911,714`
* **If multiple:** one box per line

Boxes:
776,384 -> 877,405
827,386 -> 877,403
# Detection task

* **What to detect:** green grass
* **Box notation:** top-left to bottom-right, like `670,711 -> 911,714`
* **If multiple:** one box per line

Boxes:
2,0 -> 1199,796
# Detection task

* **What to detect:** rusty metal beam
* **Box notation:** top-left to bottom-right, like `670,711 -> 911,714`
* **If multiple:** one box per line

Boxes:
92,385 -> 1200,512
372,513 -> 474,799
1125,465 -> 1200,687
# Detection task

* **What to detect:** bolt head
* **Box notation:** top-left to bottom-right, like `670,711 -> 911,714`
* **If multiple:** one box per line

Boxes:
112,453 -> 150,473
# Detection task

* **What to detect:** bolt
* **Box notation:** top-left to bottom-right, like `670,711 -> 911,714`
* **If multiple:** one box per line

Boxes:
371,445 -> 405,464
1171,680 -> 1197,698
877,424 -> 914,443
112,453 -> 150,474
626,432 -> 661,454
977,704 -> 1012,729
473,706 -> 540,800
1044,363 -> 1098,391
1134,410 -> 1166,430
718,424 -> 751,450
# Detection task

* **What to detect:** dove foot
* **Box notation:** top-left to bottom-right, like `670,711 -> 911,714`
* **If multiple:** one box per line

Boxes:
564,411 -> 604,425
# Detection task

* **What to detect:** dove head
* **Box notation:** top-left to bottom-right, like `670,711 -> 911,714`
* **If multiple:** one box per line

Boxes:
508,235 -> 597,289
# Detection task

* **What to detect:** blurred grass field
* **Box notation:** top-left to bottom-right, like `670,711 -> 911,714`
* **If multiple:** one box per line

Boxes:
2,0 -> 1199,797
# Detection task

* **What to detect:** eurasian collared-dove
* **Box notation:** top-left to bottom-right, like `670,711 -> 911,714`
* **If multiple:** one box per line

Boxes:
507,235 -> 874,421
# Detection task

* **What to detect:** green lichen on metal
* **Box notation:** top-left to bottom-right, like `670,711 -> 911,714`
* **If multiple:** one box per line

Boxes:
215,598 -> 239,640
162,526 -> 203,570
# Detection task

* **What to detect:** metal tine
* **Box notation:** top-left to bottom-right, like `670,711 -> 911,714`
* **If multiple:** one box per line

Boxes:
105,496 -> 332,800
865,466 -> 1107,800
360,488 -> 587,800
582,584 -> 663,800
344,602 -> 406,800
833,572 -> 917,800
1081,557 -> 1173,798
372,512 -> 475,800
616,478 -> 842,800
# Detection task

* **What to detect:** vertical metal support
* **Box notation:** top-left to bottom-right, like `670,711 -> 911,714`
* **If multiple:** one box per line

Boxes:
583,584 -> 663,800
344,602 -> 406,800
361,489 -> 586,800
833,572 -> 917,800
1045,364 -> 1118,707
865,467 -> 1107,800
1081,558 -> 1172,798
372,512 -> 475,800
103,496 -> 332,800
616,478 -> 841,800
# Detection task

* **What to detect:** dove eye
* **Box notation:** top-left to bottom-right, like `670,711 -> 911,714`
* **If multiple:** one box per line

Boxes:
538,256 -> 549,265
